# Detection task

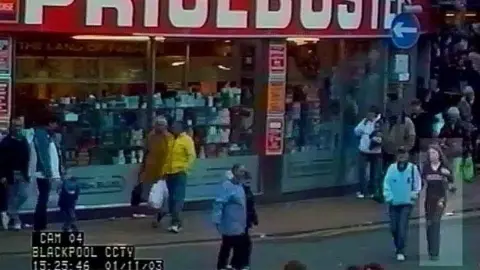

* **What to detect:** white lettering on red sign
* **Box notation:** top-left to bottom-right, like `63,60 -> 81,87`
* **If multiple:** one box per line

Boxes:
299,0 -> 332,29
256,0 -> 292,29
169,0 -> 208,28
0,3 -> 14,11
85,0 -> 133,27
24,0 -> 74,25
144,0 -> 160,27
217,0 -> 247,29
23,0 -> 411,32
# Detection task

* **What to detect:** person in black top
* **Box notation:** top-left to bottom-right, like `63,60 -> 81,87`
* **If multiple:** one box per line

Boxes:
409,99 -> 435,163
240,170 -> 258,270
0,117 -> 30,231
421,144 -> 455,261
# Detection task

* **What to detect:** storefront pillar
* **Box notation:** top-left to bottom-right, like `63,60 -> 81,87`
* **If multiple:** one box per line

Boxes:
146,37 -> 156,128
256,39 -> 285,200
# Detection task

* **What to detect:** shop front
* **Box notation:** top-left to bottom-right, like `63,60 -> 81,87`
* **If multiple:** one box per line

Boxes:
0,0 -> 432,211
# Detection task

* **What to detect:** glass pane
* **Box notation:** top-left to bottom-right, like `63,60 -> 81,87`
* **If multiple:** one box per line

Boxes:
285,40 -> 342,153
15,39 -> 148,167
101,58 -> 146,82
153,40 -> 255,159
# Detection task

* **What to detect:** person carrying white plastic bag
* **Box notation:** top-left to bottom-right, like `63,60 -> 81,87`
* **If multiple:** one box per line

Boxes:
148,179 -> 169,228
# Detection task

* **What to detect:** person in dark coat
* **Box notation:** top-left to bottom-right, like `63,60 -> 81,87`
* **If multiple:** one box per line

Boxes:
242,171 -> 258,269
0,117 -> 30,230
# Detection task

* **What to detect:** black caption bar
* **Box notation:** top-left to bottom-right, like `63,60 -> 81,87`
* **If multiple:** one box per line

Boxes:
31,232 -> 164,270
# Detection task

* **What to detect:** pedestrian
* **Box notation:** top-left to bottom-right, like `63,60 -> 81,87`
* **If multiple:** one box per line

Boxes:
383,146 -> 422,261
353,105 -> 382,199
284,260 -> 307,270
409,99 -> 435,164
241,170 -> 258,269
138,116 -> 173,227
422,145 -> 455,261
32,115 -> 63,232
58,174 -> 79,232
381,108 -> 416,168
0,128 -> 9,229
0,117 -> 30,231
439,107 -> 469,216
164,121 -> 196,233
213,164 -> 250,270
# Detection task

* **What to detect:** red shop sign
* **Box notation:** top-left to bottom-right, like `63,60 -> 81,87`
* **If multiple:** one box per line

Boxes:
0,0 -> 432,37
0,0 -> 18,23
265,115 -> 284,156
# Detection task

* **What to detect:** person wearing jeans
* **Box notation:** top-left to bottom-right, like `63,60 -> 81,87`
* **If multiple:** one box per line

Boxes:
383,147 -> 422,261
164,121 -> 196,233
354,106 -> 382,199
0,117 -> 30,231
32,116 -> 63,232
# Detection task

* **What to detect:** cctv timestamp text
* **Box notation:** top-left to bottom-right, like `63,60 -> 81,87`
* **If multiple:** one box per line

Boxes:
31,259 -> 164,270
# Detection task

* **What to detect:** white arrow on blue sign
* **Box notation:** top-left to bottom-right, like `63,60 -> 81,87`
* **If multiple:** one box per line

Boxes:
390,13 -> 421,50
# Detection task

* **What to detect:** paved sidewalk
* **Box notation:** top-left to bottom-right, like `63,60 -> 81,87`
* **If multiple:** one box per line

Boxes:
1,182 -> 480,256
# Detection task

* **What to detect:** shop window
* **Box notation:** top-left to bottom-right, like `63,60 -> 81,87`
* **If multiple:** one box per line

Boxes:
284,40 -> 341,153
153,40 -> 255,159
15,37 -> 148,167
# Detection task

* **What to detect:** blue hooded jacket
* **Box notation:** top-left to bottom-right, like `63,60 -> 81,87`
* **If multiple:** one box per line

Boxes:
212,173 -> 247,236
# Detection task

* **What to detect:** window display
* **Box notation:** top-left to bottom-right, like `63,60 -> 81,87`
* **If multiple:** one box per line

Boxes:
284,40 -> 341,153
15,38 -> 255,167
15,39 -> 149,167
154,41 -> 255,159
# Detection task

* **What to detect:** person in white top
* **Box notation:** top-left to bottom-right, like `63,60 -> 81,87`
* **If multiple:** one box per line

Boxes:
354,106 -> 383,199
32,116 -> 63,232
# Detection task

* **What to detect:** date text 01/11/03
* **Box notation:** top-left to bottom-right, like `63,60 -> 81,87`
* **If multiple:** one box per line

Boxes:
31,259 -> 165,270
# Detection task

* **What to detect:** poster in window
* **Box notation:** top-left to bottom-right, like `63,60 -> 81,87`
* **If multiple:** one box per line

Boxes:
0,37 -> 11,75
265,115 -> 284,156
0,79 -> 11,129
0,0 -> 18,23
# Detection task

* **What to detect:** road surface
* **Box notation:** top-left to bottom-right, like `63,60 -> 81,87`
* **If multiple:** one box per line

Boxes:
1,216 -> 479,269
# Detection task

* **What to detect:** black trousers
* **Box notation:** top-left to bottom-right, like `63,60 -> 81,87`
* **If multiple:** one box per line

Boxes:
217,232 -> 251,269
425,196 -> 445,257
0,182 -> 7,212
34,178 -> 51,231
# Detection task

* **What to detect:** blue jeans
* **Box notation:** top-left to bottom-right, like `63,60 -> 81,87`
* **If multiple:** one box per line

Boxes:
166,172 -> 187,226
389,204 -> 413,254
358,152 -> 382,196
7,178 -> 29,225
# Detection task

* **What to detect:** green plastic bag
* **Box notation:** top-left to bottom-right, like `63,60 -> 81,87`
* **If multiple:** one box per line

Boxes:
462,156 -> 475,183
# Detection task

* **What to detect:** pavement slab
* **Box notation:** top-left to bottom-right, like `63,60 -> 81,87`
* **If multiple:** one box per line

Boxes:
1,181 -> 480,256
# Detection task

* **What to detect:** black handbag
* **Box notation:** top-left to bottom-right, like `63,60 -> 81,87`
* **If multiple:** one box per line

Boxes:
130,182 -> 143,207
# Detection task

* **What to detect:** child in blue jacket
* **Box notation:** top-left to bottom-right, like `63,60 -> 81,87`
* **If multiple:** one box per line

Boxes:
58,176 -> 80,232
213,164 -> 257,270
383,147 -> 422,262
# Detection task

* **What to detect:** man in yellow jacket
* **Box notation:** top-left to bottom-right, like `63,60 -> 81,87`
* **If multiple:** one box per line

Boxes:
164,121 -> 196,233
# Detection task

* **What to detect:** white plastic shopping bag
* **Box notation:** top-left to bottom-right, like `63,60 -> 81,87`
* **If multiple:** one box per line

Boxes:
148,180 -> 168,209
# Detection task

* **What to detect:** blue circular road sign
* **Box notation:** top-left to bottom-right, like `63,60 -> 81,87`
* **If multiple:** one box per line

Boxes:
390,13 -> 420,50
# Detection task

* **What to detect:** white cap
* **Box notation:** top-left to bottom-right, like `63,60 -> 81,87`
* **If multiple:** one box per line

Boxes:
154,115 -> 168,125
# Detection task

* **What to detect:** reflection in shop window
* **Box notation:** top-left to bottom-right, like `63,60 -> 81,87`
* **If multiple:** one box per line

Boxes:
15,37 -> 149,167
153,40 -> 255,159
284,40 -> 341,154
